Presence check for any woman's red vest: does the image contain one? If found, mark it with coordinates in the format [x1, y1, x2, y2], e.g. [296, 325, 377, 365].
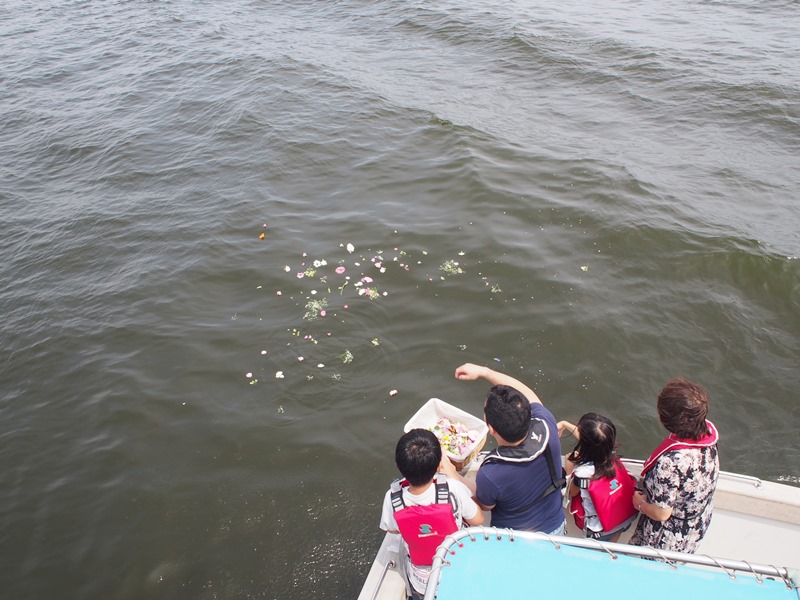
[641, 420, 719, 476]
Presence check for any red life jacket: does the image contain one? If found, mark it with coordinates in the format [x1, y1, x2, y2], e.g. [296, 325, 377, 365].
[641, 420, 719, 476]
[569, 459, 638, 534]
[390, 474, 458, 566]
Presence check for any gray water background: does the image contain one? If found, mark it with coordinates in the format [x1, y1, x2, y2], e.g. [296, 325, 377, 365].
[1, 0, 798, 597]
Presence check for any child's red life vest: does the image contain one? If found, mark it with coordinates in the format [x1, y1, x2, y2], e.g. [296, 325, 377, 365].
[569, 459, 638, 533]
[390, 474, 458, 566]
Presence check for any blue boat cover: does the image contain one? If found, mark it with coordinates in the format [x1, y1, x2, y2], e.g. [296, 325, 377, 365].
[434, 535, 796, 600]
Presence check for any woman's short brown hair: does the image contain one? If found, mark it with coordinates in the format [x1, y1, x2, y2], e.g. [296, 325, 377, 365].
[657, 378, 710, 440]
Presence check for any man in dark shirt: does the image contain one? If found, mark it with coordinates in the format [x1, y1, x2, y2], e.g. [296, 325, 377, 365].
[442, 363, 566, 534]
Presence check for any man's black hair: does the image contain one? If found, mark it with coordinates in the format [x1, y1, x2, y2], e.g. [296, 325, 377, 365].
[484, 385, 530, 443]
[395, 428, 442, 486]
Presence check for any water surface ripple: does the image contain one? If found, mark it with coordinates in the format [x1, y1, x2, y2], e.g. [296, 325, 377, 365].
[1, 0, 798, 597]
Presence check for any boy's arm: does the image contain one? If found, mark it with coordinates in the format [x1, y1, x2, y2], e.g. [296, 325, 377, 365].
[439, 455, 494, 510]
[440, 457, 488, 524]
[454, 363, 542, 404]
[475, 498, 495, 511]
[439, 454, 476, 496]
[464, 506, 484, 526]
[379, 492, 400, 533]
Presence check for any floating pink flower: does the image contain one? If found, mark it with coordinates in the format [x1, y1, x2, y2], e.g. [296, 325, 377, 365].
[296, 273, 304, 279]
[335, 266, 346, 274]
[320, 310, 327, 317]
[361, 276, 373, 283]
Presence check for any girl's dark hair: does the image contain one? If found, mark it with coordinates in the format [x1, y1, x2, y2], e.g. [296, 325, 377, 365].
[567, 412, 619, 480]
[657, 378, 710, 440]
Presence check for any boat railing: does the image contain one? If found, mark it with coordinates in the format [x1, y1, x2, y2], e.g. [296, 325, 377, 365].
[621, 458, 764, 488]
[367, 558, 396, 600]
[425, 527, 798, 600]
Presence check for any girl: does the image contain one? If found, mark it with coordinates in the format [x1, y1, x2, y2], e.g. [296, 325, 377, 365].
[558, 413, 638, 542]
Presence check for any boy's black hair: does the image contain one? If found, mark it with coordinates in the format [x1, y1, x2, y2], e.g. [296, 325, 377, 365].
[483, 385, 531, 443]
[395, 428, 442, 486]
[567, 412, 619, 479]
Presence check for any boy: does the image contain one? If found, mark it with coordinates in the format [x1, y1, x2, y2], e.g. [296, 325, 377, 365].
[380, 429, 483, 600]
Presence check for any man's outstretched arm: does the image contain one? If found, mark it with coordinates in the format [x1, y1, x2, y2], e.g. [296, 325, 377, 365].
[454, 362, 542, 405]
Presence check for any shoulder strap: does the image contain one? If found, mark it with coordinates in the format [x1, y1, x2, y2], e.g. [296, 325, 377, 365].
[435, 472, 461, 516]
[390, 478, 406, 512]
[391, 475, 456, 513]
[574, 475, 590, 489]
[543, 441, 567, 495]
[503, 442, 566, 515]
[434, 473, 450, 504]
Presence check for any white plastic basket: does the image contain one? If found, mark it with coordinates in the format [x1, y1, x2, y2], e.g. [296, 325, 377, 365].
[404, 398, 488, 470]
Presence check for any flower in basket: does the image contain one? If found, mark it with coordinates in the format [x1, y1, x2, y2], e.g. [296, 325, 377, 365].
[429, 417, 477, 458]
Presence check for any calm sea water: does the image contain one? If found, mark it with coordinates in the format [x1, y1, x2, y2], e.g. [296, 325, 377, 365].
[1, 0, 798, 597]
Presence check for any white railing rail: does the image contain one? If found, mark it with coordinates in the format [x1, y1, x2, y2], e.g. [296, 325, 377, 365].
[621, 458, 764, 489]
[367, 559, 395, 600]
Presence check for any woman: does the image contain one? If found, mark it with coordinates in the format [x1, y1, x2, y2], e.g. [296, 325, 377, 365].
[630, 378, 719, 553]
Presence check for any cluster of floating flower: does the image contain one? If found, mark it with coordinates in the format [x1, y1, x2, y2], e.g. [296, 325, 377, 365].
[283, 243, 473, 317]
[247, 240, 453, 388]
[429, 417, 477, 458]
[246, 234, 511, 393]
